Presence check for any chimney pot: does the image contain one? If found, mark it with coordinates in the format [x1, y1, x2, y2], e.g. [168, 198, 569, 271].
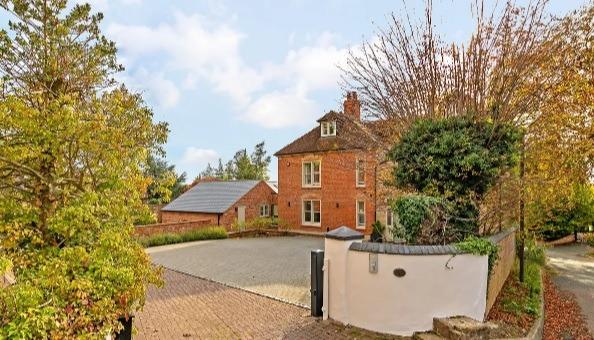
[343, 91, 361, 120]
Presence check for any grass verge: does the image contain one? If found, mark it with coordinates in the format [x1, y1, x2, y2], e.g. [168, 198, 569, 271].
[138, 226, 228, 248]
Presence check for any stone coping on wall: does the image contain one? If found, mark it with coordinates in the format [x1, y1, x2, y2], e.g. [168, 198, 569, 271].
[345, 228, 517, 256]
[349, 241, 464, 255]
[486, 227, 516, 244]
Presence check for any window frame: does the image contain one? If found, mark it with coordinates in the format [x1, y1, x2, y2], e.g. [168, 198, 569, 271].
[386, 209, 393, 228]
[320, 121, 337, 137]
[356, 159, 366, 187]
[302, 199, 322, 227]
[302, 160, 321, 188]
[259, 204, 269, 217]
[356, 200, 366, 229]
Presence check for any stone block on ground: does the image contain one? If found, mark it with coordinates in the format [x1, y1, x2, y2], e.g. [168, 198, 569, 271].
[433, 316, 492, 340]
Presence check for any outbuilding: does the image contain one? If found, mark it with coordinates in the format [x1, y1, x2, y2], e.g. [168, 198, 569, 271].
[161, 180, 278, 228]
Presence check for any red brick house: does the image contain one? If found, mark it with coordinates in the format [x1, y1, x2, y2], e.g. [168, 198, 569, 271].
[275, 92, 390, 234]
[161, 180, 278, 229]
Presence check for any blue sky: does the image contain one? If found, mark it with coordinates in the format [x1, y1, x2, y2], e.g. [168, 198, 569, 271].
[10, 0, 587, 181]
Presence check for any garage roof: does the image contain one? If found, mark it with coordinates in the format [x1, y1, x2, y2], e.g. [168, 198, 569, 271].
[162, 180, 262, 214]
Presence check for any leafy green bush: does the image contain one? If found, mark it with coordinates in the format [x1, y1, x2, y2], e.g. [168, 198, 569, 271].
[389, 116, 521, 238]
[455, 236, 500, 274]
[275, 218, 293, 230]
[230, 217, 274, 232]
[525, 237, 546, 266]
[391, 195, 447, 243]
[138, 227, 228, 247]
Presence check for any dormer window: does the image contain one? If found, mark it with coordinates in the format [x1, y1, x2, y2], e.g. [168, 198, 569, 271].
[321, 121, 336, 137]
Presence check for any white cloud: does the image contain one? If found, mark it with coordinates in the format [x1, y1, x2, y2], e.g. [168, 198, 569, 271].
[109, 13, 351, 128]
[243, 90, 319, 129]
[119, 69, 180, 109]
[181, 147, 219, 168]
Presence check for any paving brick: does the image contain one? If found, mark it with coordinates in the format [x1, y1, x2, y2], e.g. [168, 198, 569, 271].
[136, 269, 405, 339]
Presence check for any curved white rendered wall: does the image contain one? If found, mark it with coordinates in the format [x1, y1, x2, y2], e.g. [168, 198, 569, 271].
[324, 239, 488, 336]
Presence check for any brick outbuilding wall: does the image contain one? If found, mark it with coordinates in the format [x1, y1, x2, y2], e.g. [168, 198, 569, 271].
[277, 151, 376, 234]
[160, 181, 277, 230]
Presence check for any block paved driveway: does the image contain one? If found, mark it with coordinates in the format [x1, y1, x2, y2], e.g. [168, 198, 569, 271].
[136, 269, 401, 339]
[146, 236, 324, 307]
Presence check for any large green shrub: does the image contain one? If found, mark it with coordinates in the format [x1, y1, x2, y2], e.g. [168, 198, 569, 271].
[389, 116, 521, 240]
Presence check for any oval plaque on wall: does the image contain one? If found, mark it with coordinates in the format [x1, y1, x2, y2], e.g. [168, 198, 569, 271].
[393, 268, 406, 277]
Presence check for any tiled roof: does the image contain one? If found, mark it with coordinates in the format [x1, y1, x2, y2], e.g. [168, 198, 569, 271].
[162, 180, 262, 213]
[274, 111, 379, 156]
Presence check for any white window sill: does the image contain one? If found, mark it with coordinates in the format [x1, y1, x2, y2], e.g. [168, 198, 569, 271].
[302, 185, 321, 189]
[302, 223, 321, 227]
[356, 225, 366, 230]
[356, 184, 366, 188]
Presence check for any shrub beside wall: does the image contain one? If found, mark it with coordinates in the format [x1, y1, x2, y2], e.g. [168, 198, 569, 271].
[138, 227, 228, 247]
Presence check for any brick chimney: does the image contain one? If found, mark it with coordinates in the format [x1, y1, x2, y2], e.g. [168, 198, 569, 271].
[343, 91, 361, 120]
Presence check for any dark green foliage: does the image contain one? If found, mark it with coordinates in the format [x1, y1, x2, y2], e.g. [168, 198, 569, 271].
[199, 141, 271, 181]
[389, 116, 521, 237]
[391, 194, 446, 243]
[455, 236, 500, 274]
[370, 221, 385, 242]
[138, 227, 228, 248]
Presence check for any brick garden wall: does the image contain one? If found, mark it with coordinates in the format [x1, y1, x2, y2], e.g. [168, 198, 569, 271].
[277, 151, 376, 234]
[485, 228, 516, 315]
[161, 211, 220, 225]
[135, 219, 212, 237]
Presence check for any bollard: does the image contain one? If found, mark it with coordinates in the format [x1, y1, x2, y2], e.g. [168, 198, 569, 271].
[310, 249, 324, 317]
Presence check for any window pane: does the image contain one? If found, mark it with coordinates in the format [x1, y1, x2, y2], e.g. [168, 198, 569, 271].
[304, 201, 312, 222]
[313, 162, 320, 184]
[357, 160, 365, 185]
[303, 163, 312, 185]
[329, 122, 335, 135]
[322, 123, 328, 135]
[314, 212, 321, 223]
[357, 201, 365, 226]
[313, 201, 321, 223]
[387, 211, 393, 226]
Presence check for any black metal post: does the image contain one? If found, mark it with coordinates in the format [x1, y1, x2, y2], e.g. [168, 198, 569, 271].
[519, 137, 525, 283]
[115, 316, 133, 340]
[310, 249, 324, 317]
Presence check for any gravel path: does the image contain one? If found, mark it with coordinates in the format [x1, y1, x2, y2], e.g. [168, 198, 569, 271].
[546, 243, 594, 335]
[146, 236, 324, 307]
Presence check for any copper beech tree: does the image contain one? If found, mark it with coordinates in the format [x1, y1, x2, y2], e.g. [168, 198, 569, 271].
[0, 0, 167, 337]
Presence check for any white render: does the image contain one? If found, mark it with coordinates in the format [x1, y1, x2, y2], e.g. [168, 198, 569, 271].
[324, 238, 489, 336]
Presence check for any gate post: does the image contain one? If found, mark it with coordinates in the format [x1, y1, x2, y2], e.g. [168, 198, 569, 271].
[310, 249, 324, 317]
